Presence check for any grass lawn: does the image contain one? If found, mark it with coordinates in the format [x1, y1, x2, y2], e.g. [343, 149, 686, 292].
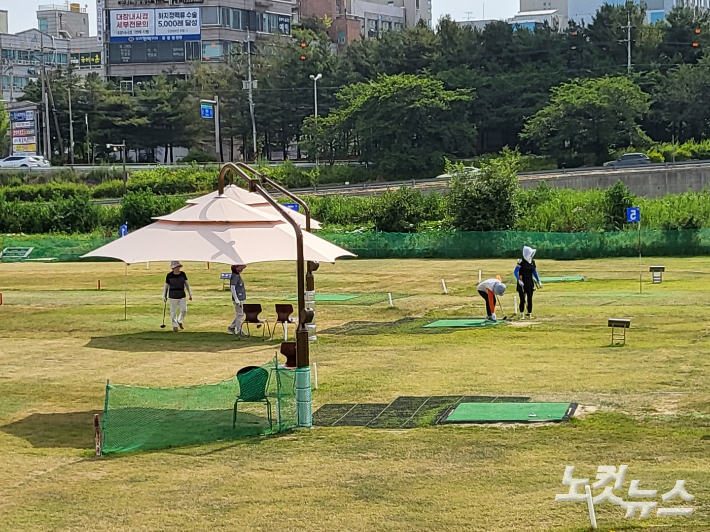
[1, 257, 709, 531]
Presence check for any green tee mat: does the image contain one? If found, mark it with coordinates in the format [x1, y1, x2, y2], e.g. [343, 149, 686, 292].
[288, 294, 359, 301]
[423, 319, 504, 328]
[440, 402, 577, 424]
[539, 276, 586, 282]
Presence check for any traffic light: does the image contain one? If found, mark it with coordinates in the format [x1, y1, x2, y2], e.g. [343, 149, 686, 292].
[693, 28, 701, 47]
[300, 41, 307, 61]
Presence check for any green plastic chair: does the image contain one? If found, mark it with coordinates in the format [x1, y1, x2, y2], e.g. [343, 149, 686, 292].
[233, 366, 272, 430]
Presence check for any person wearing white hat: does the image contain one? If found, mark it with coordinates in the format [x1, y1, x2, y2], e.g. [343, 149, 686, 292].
[477, 278, 506, 322]
[163, 261, 192, 332]
[514, 245, 542, 319]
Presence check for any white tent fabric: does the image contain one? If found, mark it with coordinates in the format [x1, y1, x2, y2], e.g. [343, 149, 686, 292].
[82, 220, 354, 265]
[154, 196, 282, 223]
[187, 185, 322, 229]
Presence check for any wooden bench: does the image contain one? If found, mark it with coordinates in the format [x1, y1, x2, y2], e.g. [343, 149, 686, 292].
[608, 318, 631, 345]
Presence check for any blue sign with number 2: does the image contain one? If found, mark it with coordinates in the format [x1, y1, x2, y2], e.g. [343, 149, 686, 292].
[627, 207, 640, 223]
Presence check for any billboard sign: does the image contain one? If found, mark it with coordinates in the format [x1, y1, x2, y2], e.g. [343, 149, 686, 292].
[109, 7, 201, 42]
[96, 0, 105, 45]
[10, 108, 38, 156]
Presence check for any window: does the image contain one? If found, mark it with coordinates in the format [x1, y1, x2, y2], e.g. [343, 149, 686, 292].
[338, 30, 346, 44]
[1, 75, 9, 90]
[57, 53, 68, 65]
[186, 41, 201, 61]
[202, 41, 224, 61]
[416, 0, 419, 8]
[277, 15, 291, 35]
[336, 0, 342, 13]
[38, 18, 48, 32]
[12, 77, 28, 90]
[202, 6, 220, 25]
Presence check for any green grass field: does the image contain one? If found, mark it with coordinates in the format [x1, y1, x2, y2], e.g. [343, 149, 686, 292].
[1, 257, 709, 531]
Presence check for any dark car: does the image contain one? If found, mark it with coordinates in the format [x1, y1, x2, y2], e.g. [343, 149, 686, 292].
[603, 153, 652, 168]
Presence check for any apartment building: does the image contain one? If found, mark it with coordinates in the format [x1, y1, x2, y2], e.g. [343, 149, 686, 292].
[102, 0, 297, 86]
[301, 0, 431, 46]
[0, 4, 102, 102]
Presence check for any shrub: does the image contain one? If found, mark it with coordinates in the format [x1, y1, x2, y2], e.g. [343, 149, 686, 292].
[120, 189, 185, 229]
[180, 148, 217, 163]
[604, 181, 635, 231]
[1, 182, 90, 202]
[369, 187, 429, 233]
[447, 150, 521, 231]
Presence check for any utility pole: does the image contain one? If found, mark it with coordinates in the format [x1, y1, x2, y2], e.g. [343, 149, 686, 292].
[85, 114, 91, 164]
[41, 33, 51, 160]
[309, 73, 322, 168]
[624, 13, 632, 74]
[214, 95, 222, 162]
[67, 85, 74, 164]
[246, 29, 257, 161]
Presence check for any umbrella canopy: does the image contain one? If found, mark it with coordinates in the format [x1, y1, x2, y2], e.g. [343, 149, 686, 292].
[82, 220, 354, 265]
[154, 196, 282, 223]
[188, 185, 322, 229]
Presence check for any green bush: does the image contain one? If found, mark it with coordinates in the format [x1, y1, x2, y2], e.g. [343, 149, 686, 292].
[368, 187, 430, 233]
[604, 181, 635, 231]
[119, 189, 185, 229]
[447, 150, 521, 231]
[0, 182, 90, 202]
[180, 148, 217, 163]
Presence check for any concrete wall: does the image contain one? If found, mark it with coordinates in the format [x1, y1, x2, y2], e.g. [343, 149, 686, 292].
[519, 165, 710, 198]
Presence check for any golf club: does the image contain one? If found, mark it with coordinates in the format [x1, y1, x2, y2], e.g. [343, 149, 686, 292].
[160, 300, 167, 329]
[496, 296, 508, 321]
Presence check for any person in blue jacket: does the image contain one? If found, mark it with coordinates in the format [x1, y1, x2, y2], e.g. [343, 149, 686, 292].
[514, 246, 542, 319]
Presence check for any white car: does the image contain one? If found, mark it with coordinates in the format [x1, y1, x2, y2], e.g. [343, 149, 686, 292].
[0, 155, 50, 169]
[436, 166, 480, 179]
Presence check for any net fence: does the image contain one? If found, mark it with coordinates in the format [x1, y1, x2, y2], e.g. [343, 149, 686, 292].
[3, 229, 710, 262]
[322, 230, 710, 259]
[0, 234, 117, 262]
[101, 361, 297, 454]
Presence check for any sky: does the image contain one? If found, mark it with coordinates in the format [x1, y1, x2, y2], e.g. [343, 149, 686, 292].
[4, 0, 520, 35]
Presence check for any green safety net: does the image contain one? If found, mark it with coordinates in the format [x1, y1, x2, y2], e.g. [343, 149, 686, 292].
[5, 229, 710, 262]
[101, 361, 297, 454]
[539, 276, 586, 282]
[0, 234, 117, 262]
[321, 229, 710, 260]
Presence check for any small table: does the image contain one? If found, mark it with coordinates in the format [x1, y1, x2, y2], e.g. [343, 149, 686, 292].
[650, 266, 665, 284]
[608, 318, 631, 345]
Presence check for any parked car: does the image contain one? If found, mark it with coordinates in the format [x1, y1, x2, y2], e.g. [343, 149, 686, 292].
[603, 153, 651, 168]
[0, 155, 50, 169]
[436, 166, 480, 179]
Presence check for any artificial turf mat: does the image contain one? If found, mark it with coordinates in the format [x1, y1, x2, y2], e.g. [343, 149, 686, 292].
[440, 402, 577, 424]
[539, 276, 586, 282]
[288, 294, 360, 301]
[423, 319, 503, 328]
[312, 396, 532, 428]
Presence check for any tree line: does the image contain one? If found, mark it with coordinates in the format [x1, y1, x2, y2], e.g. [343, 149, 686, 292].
[11, 2, 710, 174]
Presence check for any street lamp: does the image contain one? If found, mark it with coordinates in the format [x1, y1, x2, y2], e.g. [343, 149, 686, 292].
[309, 73, 322, 167]
[106, 141, 127, 195]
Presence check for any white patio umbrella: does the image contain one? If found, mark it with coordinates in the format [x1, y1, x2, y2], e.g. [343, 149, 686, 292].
[187, 185, 322, 230]
[82, 220, 353, 265]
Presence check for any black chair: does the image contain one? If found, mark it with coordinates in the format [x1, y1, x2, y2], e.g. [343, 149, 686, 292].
[233, 366, 272, 430]
[280, 342, 297, 369]
[274, 304, 297, 340]
[240, 304, 271, 340]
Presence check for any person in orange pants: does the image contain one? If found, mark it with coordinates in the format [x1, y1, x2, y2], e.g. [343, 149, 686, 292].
[477, 278, 506, 322]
